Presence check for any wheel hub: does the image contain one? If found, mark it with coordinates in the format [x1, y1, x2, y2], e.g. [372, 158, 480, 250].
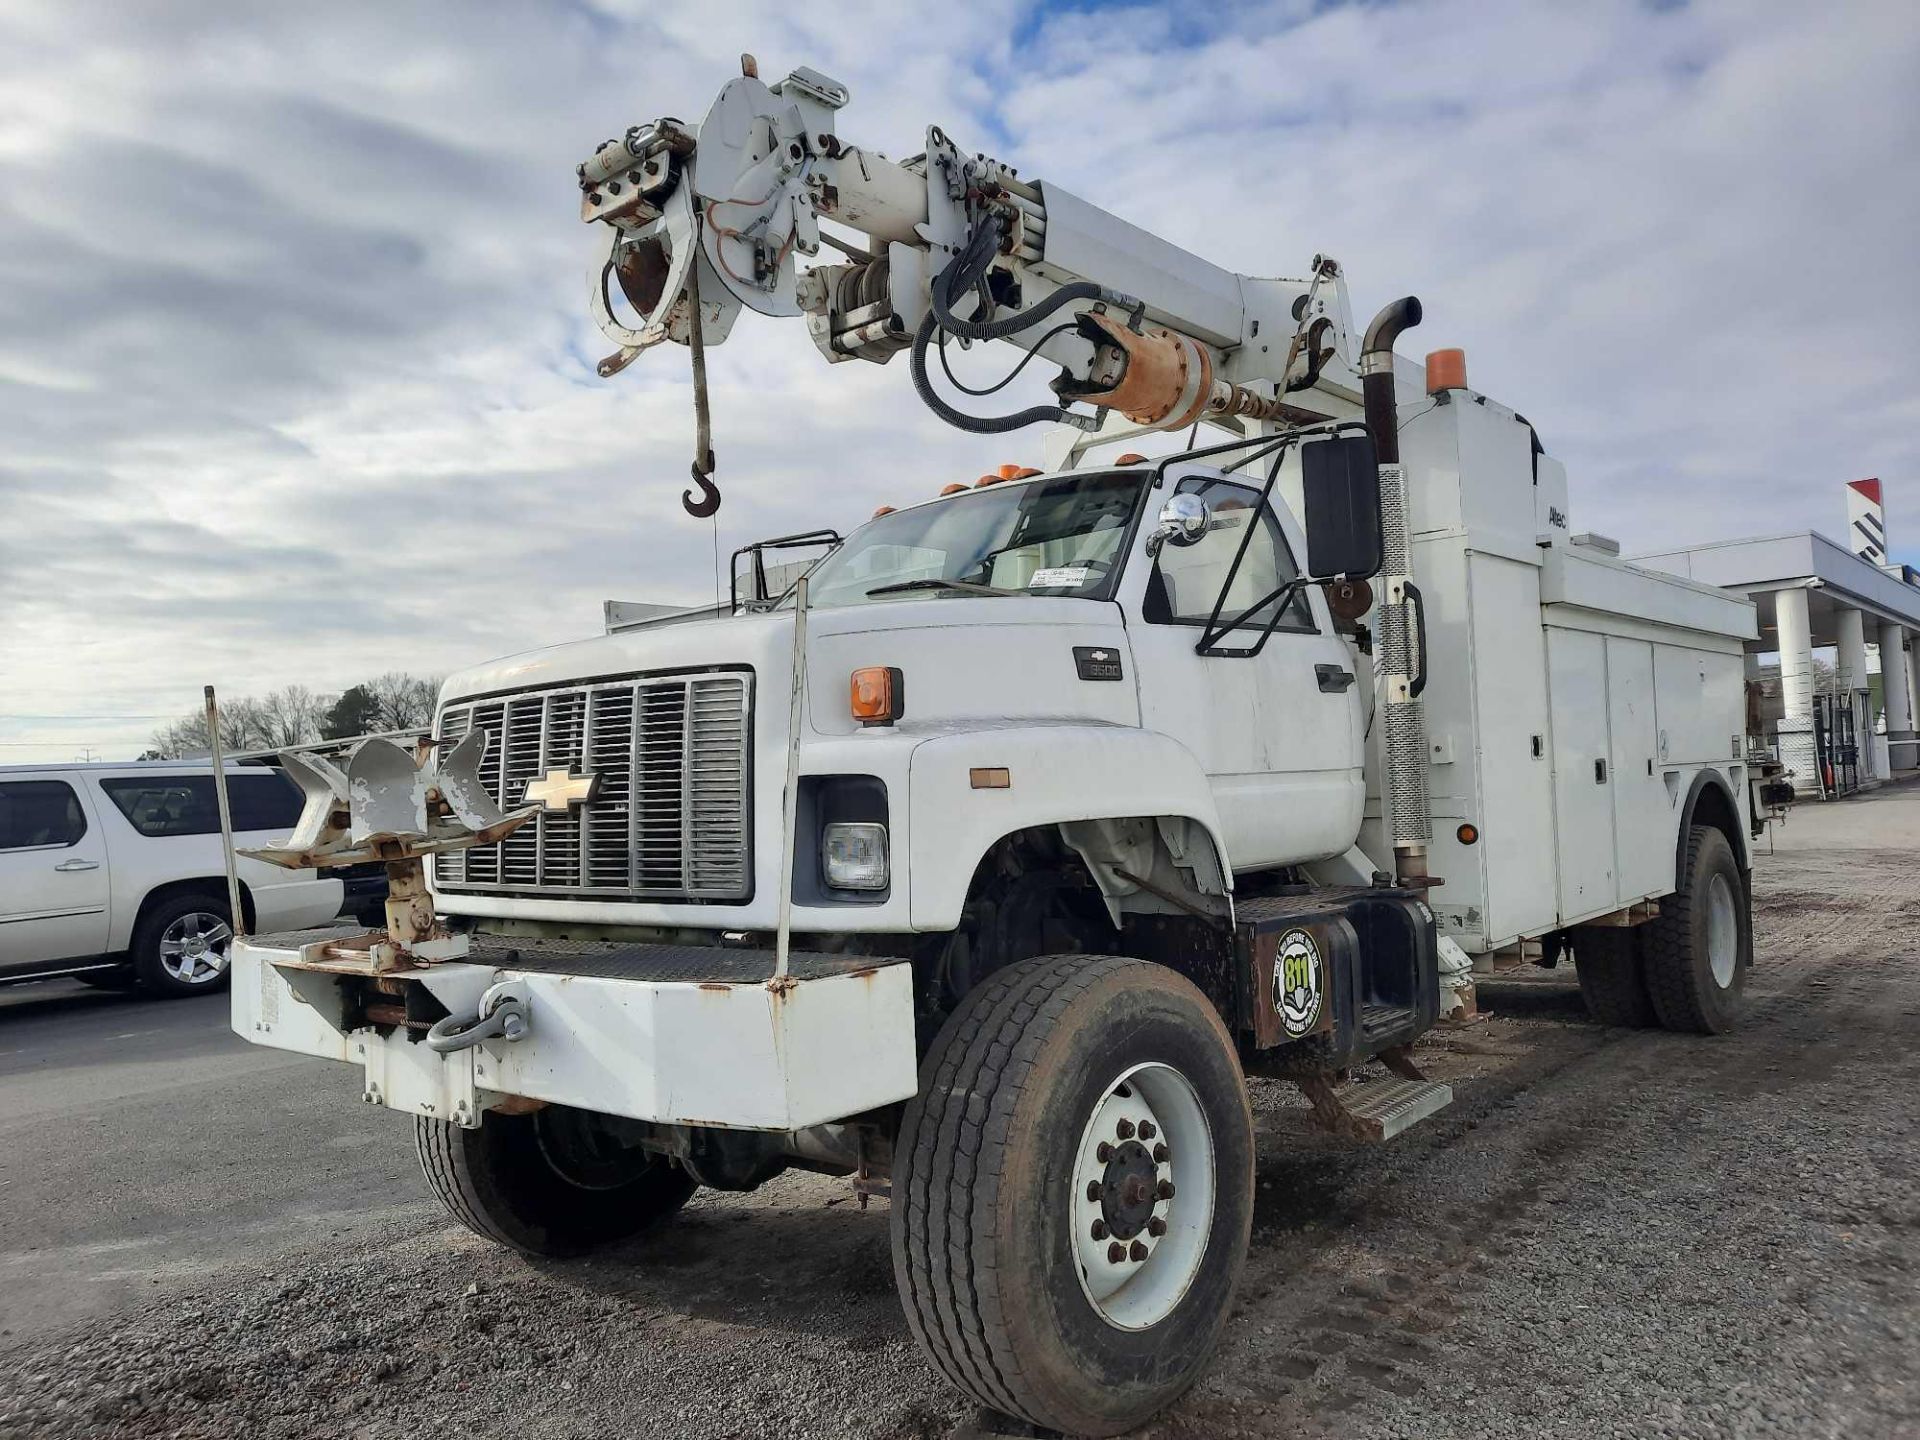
[1071, 1063, 1213, 1330]
[159, 912, 233, 983]
[1100, 1140, 1159, 1240]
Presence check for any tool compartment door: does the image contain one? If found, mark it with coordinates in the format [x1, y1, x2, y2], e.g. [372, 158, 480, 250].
[1606, 637, 1670, 903]
[1546, 627, 1616, 921]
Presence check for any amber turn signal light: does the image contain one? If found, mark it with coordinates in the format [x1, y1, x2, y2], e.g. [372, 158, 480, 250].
[1456, 822, 1479, 846]
[850, 666, 905, 726]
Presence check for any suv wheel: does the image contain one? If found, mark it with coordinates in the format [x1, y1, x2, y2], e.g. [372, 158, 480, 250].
[132, 894, 235, 996]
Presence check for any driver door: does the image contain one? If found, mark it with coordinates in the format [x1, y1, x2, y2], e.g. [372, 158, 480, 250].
[1122, 467, 1365, 873]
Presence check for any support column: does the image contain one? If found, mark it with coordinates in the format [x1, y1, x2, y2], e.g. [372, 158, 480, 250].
[1881, 619, 1917, 772]
[1774, 587, 1819, 792]
[1906, 629, 1920, 750]
[1835, 607, 1872, 781]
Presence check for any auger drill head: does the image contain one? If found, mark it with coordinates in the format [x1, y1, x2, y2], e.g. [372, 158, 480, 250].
[240, 733, 536, 871]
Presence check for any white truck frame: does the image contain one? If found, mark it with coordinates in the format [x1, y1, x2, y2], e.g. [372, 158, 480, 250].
[233, 60, 1757, 1436]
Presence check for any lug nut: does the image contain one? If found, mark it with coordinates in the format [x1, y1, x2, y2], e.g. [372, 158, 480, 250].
[1130, 1240, 1149, 1262]
[1086, 1180, 1103, 1202]
[1153, 1143, 1169, 1163]
[1107, 1242, 1125, 1264]
[1096, 1142, 1113, 1163]
[1156, 1179, 1176, 1201]
[1115, 1118, 1135, 1140]
[1138, 1120, 1156, 1140]
[1148, 1217, 1167, 1237]
[1091, 1219, 1108, 1241]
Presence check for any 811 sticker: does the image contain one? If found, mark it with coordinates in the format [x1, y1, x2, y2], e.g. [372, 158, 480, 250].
[1275, 928, 1324, 1037]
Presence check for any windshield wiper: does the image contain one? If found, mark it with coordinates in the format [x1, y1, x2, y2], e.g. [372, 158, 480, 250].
[865, 578, 1013, 598]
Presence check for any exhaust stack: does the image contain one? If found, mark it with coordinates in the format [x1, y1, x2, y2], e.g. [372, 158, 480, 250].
[1360, 299, 1432, 887]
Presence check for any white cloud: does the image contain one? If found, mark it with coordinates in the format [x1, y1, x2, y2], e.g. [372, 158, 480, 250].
[1, 0, 1915, 761]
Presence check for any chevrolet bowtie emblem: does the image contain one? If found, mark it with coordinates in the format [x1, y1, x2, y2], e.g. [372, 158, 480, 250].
[523, 768, 602, 811]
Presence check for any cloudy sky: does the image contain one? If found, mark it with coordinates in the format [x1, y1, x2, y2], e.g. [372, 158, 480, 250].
[2, 0, 1915, 762]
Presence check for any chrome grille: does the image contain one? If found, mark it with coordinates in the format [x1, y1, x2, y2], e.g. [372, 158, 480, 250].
[434, 671, 752, 901]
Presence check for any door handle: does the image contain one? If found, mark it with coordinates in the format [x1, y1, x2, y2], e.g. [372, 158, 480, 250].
[54, 858, 101, 872]
[1315, 664, 1356, 693]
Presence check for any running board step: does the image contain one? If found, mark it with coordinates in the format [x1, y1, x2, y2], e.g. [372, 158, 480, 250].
[1297, 1075, 1454, 1142]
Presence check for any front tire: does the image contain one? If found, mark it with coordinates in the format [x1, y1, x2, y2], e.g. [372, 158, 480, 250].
[1642, 825, 1750, 1034]
[416, 1105, 697, 1257]
[891, 954, 1254, 1437]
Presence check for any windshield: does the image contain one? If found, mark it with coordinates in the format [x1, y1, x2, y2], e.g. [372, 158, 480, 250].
[800, 471, 1148, 609]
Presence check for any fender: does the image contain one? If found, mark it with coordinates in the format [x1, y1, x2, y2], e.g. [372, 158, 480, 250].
[906, 721, 1232, 930]
[1677, 766, 1749, 876]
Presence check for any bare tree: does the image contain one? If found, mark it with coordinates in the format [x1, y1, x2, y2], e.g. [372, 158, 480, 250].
[146, 714, 208, 760]
[365, 671, 441, 731]
[259, 684, 326, 748]
[145, 674, 439, 759]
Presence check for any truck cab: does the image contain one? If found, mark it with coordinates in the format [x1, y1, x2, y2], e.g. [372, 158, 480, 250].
[428, 457, 1365, 947]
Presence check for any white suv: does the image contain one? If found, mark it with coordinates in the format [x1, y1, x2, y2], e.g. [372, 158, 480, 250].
[0, 762, 343, 997]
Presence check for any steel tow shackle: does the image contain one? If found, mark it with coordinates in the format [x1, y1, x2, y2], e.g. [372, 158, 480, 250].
[425, 981, 532, 1055]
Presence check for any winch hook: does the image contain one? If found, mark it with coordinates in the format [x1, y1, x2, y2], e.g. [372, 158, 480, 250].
[682, 250, 721, 518]
[685, 456, 720, 518]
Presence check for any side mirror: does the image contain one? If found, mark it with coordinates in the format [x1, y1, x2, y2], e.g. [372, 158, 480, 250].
[1145, 493, 1211, 558]
[1300, 434, 1384, 580]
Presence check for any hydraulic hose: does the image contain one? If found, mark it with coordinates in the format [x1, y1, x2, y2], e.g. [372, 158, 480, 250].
[927, 213, 1135, 343]
[908, 209, 1127, 433]
[910, 312, 1073, 433]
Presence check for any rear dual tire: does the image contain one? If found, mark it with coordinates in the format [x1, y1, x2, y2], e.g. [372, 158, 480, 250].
[1642, 825, 1750, 1034]
[891, 954, 1254, 1438]
[1574, 927, 1657, 1027]
[1574, 825, 1750, 1034]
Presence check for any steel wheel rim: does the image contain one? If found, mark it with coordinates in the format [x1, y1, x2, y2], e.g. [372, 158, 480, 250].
[1070, 1061, 1216, 1331]
[158, 912, 233, 984]
[1706, 873, 1738, 989]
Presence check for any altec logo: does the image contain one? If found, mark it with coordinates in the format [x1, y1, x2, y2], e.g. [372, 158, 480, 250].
[1848, 478, 1886, 564]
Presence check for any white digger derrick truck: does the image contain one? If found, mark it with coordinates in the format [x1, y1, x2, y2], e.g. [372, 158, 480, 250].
[231, 59, 1759, 1435]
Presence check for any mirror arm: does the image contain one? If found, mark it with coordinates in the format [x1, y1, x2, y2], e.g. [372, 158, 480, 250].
[1196, 576, 1307, 658]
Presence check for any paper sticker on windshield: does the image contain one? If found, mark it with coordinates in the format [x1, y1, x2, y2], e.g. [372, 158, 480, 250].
[1029, 566, 1089, 588]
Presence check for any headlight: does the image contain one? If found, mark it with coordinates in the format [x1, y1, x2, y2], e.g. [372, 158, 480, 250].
[823, 822, 889, 891]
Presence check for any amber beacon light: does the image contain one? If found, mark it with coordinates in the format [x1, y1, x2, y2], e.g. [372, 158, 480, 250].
[850, 666, 905, 725]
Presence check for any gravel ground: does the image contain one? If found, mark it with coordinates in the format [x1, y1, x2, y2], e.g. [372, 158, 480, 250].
[3, 787, 1916, 1440]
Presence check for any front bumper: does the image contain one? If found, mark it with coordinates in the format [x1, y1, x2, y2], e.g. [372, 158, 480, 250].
[231, 927, 918, 1132]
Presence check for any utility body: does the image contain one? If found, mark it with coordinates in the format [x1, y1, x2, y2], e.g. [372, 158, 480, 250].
[233, 60, 1758, 1435]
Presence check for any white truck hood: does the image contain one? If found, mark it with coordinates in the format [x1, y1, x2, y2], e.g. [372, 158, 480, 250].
[439, 597, 1140, 735]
